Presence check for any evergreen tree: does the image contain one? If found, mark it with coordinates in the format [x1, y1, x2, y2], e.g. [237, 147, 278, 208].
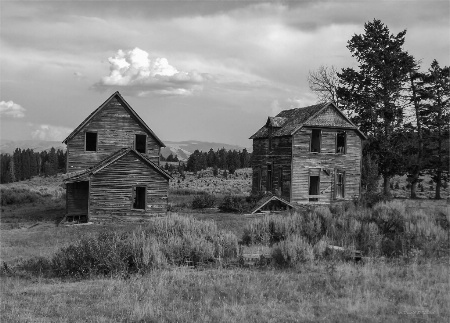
[422, 60, 450, 199]
[207, 148, 216, 167]
[240, 148, 251, 168]
[338, 19, 415, 196]
[47, 148, 58, 176]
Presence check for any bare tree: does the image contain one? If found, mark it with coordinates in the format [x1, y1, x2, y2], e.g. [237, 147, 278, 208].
[308, 65, 340, 107]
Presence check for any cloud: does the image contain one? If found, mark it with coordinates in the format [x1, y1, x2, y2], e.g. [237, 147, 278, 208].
[94, 47, 205, 96]
[0, 100, 26, 118]
[31, 124, 72, 141]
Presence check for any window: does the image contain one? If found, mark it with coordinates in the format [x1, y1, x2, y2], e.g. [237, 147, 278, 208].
[85, 132, 97, 151]
[132, 186, 146, 210]
[258, 168, 262, 191]
[336, 131, 346, 154]
[266, 164, 273, 191]
[309, 168, 320, 202]
[310, 129, 321, 153]
[309, 176, 320, 202]
[335, 170, 345, 199]
[135, 134, 147, 153]
[279, 167, 283, 193]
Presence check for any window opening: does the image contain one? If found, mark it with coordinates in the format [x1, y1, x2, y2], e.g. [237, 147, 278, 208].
[335, 171, 345, 198]
[309, 175, 320, 202]
[279, 167, 283, 193]
[266, 164, 273, 191]
[336, 131, 346, 154]
[133, 186, 146, 209]
[135, 134, 147, 153]
[310, 129, 321, 153]
[85, 132, 97, 151]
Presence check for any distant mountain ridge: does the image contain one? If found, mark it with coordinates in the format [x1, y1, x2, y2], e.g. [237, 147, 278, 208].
[0, 139, 66, 154]
[0, 139, 251, 161]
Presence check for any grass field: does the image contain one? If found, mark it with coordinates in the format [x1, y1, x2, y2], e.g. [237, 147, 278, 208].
[1, 174, 449, 322]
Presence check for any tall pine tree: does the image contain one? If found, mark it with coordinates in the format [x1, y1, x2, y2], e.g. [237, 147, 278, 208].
[338, 19, 415, 196]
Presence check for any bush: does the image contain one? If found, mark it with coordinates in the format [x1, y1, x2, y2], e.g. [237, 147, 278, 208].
[0, 187, 50, 206]
[45, 214, 239, 278]
[219, 195, 248, 213]
[271, 235, 315, 267]
[192, 193, 216, 209]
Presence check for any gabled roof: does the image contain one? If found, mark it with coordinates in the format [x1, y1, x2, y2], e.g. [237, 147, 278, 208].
[62, 91, 165, 147]
[63, 148, 173, 183]
[249, 102, 366, 139]
[249, 194, 294, 214]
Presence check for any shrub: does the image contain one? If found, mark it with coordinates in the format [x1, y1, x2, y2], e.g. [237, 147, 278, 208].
[0, 187, 50, 206]
[271, 235, 314, 267]
[25, 214, 239, 278]
[219, 195, 248, 213]
[191, 193, 215, 209]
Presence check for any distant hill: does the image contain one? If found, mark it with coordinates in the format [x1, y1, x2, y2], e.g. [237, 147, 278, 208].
[0, 139, 66, 154]
[0, 139, 251, 161]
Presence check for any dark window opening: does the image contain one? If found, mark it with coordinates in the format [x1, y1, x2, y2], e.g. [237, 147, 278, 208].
[135, 134, 147, 153]
[336, 131, 346, 154]
[335, 171, 345, 199]
[85, 132, 97, 151]
[310, 129, 321, 153]
[133, 186, 146, 210]
[258, 168, 262, 191]
[279, 167, 283, 193]
[266, 164, 273, 191]
[309, 175, 320, 202]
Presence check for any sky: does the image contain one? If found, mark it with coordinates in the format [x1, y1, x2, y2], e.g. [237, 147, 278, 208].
[1, 0, 448, 148]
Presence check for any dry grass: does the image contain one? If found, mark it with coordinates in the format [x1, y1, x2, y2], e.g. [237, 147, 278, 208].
[1, 260, 449, 322]
[1, 174, 449, 322]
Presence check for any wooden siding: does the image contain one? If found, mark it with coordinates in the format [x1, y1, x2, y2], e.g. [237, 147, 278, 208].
[89, 152, 169, 221]
[291, 128, 362, 205]
[66, 181, 89, 215]
[251, 136, 292, 201]
[66, 97, 161, 172]
[304, 105, 354, 128]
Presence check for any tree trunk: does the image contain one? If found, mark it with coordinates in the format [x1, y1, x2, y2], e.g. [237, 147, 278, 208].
[383, 175, 391, 197]
[409, 73, 423, 200]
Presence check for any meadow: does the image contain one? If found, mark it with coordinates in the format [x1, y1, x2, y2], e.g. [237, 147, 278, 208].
[1, 172, 449, 322]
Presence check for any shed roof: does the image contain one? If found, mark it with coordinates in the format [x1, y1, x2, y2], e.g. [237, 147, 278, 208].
[62, 91, 165, 147]
[249, 102, 366, 139]
[63, 148, 173, 183]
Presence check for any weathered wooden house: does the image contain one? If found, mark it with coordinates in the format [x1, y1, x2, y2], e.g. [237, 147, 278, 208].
[62, 91, 172, 222]
[249, 102, 366, 206]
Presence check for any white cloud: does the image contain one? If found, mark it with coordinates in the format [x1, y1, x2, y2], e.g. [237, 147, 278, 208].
[0, 100, 26, 118]
[95, 47, 205, 96]
[31, 124, 72, 141]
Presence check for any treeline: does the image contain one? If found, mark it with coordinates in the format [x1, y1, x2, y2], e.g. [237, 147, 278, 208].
[309, 19, 449, 199]
[0, 148, 66, 183]
[185, 148, 251, 174]
[160, 154, 179, 162]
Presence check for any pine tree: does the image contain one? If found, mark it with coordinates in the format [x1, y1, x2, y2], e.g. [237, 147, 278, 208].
[338, 19, 415, 196]
[422, 60, 450, 199]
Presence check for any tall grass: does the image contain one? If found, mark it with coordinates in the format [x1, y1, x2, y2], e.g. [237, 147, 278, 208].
[242, 201, 449, 266]
[0, 187, 52, 206]
[21, 214, 239, 278]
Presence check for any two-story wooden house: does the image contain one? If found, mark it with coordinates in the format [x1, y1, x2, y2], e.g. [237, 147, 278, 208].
[62, 91, 172, 222]
[249, 102, 366, 206]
